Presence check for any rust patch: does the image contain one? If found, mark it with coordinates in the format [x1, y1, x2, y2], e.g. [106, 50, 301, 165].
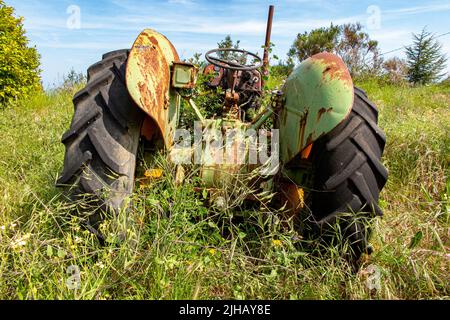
[127, 29, 182, 148]
[298, 111, 308, 152]
[317, 107, 332, 122]
[305, 133, 314, 146]
[134, 37, 171, 138]
[149, 36, 159, 46]
[159, 33, 180, 62]
[312, 52, 352, 87]
[301, 143, 313, 159]
[168, 42, 180, 62]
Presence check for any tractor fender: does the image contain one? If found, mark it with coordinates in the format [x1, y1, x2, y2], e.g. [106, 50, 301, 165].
[126, 29, 181, 148]
[279, 52, 354, 164]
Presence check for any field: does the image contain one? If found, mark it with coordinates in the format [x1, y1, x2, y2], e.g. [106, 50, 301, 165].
[0, 78, 448, 300]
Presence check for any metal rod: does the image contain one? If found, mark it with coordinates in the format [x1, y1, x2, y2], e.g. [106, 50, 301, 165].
[188, 98, 205, 124]
[249, 107, 274, 131]
[262, 5, 275, 83]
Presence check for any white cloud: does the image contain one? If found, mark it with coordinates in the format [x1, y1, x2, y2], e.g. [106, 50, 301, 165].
[9, 0, 450, 85]
[386, 3, 450, 15]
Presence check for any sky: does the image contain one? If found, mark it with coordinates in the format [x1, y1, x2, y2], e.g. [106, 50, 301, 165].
[6, 0, 450, 87]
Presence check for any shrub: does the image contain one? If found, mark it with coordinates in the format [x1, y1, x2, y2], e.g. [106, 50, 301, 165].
[0, 1, 41, 106]
[59, 69, 86, 92]
[382, 57, 408, 85]
[288, 23, 382, 79]
[289, 24, 341, 62]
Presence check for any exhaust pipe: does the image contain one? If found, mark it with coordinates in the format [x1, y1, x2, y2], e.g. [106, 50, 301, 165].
[262, 5, 275, 82]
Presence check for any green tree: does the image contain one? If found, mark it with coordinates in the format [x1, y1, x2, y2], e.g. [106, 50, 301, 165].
[187, 52, 205, 68]
[405, 28, 447, 85]
[289, 24, 340, 62]
[270, 60, 294, 78]
[217, 35, 240, 59]
[0, 1, 41, 105]
[216, 35, 249, 64]
[288, 23, 381, 78]
[335, 23, 381, 77]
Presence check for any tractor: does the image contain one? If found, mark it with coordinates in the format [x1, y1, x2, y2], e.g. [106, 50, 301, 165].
[57, 6, 388, 264]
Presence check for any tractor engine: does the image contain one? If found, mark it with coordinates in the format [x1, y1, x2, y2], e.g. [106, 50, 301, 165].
[203, 58, 263, 121]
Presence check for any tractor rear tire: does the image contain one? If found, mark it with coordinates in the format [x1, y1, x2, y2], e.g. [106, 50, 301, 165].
[57, 49, 143, 225]
[306, 87, 388, 263]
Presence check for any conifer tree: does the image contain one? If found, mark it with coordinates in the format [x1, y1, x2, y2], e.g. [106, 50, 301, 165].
[405, 28, 447, 85]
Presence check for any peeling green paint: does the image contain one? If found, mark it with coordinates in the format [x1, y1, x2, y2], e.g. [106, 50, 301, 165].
[279, 52, 354, 164]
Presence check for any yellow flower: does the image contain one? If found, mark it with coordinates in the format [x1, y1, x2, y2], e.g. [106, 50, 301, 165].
[272, 239, 282, 247]
[144, 168, 163, 179]
[208, 248, 216, 256]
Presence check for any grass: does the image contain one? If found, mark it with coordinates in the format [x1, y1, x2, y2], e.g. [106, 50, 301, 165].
[0, 80, 448, 300]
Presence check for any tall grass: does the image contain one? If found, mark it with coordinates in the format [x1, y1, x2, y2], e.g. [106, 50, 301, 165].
[0, 81, 448, 300]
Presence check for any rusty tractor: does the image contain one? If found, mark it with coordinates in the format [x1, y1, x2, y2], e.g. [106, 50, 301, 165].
[57, 6, 388, 263]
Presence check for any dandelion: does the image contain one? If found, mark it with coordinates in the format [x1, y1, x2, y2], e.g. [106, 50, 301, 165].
[208, 248, 216, 256]
[272, 239, 282, 247]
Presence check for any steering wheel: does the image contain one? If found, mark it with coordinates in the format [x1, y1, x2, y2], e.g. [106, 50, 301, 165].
[205, 48, 263, 71]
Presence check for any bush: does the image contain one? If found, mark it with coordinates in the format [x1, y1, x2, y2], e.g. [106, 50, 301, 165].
[289, 24, 340, 62]
[0, 1, 41, 106]
[59, 69, 86, 92]
[288, 23, 382, 79]
[381, 57, 408, 85]
[270, 61, 294, 78]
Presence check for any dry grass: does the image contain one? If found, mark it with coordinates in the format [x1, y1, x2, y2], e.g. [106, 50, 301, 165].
[0, 80, 448, 300]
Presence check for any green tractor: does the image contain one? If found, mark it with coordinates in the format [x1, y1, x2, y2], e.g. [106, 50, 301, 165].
[57, 6, 387, 264]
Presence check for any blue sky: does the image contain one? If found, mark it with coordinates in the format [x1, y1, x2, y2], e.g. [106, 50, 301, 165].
[6, 0, 450, 87]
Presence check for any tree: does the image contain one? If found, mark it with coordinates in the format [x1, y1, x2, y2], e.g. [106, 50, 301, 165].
[217, 35, 241, 60]
[60, 69, 86, 92]
[216, 35, 250, 65]
[405, 28, 447, 85]
[288, 23, 382, 78]
[288, 24, 340, 62]
[0, 1, 41, 105]
[335, 23, 382, 77]
[382, 57, 408, 84]
[187, 52, 206, 69]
